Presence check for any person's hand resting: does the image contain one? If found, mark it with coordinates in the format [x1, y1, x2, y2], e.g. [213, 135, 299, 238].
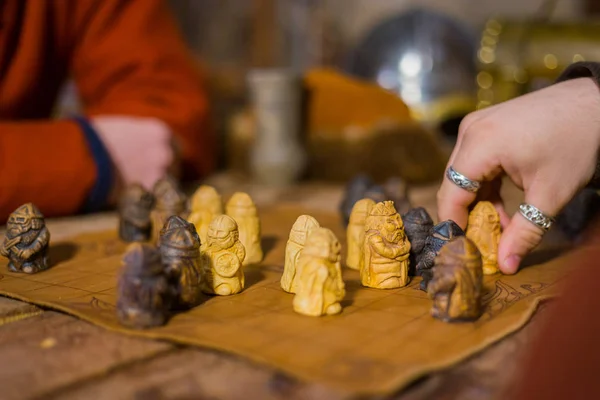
[437, 77, 600, 274]
[91, 116, 178, 201]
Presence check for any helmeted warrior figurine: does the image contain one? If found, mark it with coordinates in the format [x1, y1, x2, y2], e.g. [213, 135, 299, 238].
[200, 215, 246, 296]
[0, 203, 50, 274]
[346, 199, 376, 270]
[428, 236, 483, 322]
[361, 201, 411, 289]
[150, 176, 187, 245]
[159, 216, 202, 308]
[466, 201, 501, 275]
[417, 220, 465, 291]
[117, 243, 176, 329]
[402, 207, 434, 275]
[226, 192, 263, 265]
[188, 185, 224, 246]
[293, 228, 345, 317]
[281, 215, 320, 293]
[118, 183, 154, 242]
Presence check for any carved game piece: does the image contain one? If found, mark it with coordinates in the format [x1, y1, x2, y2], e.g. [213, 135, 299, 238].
[383, 176, 411, 216]
[118, 183, 154, 242]
[346, 198, 376, 270]
[417, 220, 465, 291]
[293, 228, 345, 317]
[361, 201, 411, 289]
[188, 185, 224, 246]
[117, 243, 176, 329]
[159, 216, 202, 308]
[466, 201, 501, 275]
[402, 207, 434, 275]
[281, 215, 321, 293]
[225, 192, 263, 265]
[340, 174, 375, 227]
[428, 236, 483, 322]
[150, 176, 187, 245]
[0, 203, 50, 274]
[200, 215, 246, 296]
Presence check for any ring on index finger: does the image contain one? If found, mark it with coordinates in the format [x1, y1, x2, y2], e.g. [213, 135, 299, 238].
[445, 166, 481, 193]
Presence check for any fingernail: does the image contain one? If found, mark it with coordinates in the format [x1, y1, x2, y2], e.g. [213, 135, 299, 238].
[503, 254, 521, 274]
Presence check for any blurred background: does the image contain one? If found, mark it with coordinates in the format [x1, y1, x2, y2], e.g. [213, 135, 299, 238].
[58, 0, 600, 185]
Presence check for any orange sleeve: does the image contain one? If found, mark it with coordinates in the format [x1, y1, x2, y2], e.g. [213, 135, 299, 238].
[69, 0, 214, 178]
[0, 121, 96, 222]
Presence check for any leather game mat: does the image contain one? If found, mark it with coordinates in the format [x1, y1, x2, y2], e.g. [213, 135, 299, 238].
[0, 206, 569, 396]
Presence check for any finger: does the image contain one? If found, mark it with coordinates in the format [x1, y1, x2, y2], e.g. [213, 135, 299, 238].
[498, 190, 561, 274]
[437, 135, 502, 229]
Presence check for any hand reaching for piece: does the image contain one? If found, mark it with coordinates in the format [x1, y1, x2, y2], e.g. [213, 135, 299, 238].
[437, 77, 600, 274]
[91, 116, 178, 201]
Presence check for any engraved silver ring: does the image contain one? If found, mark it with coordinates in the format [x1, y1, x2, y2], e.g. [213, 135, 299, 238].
[445, 166, 481, 193]
[519, 203, 555, 232]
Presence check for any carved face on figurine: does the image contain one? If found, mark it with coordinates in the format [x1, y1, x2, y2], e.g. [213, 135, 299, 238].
[207, 215, 239, 249]
[289, 215, 320, 246]
[120, 184, 154, 223]
[365, 201, 404, 244]
[303, 228, 341, 264]
[6, 203, 45, 242]
[191, 185, 222, 214]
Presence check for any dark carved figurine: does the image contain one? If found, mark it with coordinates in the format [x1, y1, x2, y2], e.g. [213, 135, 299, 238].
[0, 203, 50, 274]
[340, 174, 375, 227]
[383, 177, 411, 215]
[151, 176, 187, 244]
[428, 236, 483, 323]
[402, 207, 434, 275]
[118, 184, 154, 242]
[416, 220, 465, 291]
[159, 216, 202, 309]
[117, 243, 176, 329]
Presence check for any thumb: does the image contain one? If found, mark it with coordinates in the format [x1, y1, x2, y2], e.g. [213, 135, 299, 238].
[498, 190, 561, 274]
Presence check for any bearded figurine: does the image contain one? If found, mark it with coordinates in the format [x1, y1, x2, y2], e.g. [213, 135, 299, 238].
[281, 215, 320, 293]
[188, 185, 223, 246]
[466, 201, 501, 275]
[428, 237, 483, 322]
[0, 203, 50, 274]
[293, 228, 345, 317]
[117, 243, 176, 329]
[159, 216, 202, 309]
[225, 192, 263, 265]
[150, 176, 187, 245]
[200, 215, 246, 296]
[346, 199, 376, 270]
[402, 207, 434, 275]
[361, 201, 411, 289]
[118, 183, 154, 242]
[417, 220, 465, 291]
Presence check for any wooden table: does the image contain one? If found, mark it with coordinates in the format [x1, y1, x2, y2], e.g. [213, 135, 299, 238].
[0, 175, 557, 400]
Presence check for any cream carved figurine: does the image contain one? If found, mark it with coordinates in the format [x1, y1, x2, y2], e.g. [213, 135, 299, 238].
[226, 192, 263, 265]
[361, 201, 411, 289]
[281, 215, 320, 293]
[466, 201, 501, 275]
[200, 215, 246, 296]
[293, 228, 345, 317]
[346, 199, 376, 270]
[428, 236, 483, 322]
[188, 185, 223, 246]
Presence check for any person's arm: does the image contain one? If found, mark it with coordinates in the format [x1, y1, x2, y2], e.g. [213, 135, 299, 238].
[70, 0, 214, 182]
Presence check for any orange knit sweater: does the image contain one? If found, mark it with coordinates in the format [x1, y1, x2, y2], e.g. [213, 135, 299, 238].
[0, 0, 212, 222]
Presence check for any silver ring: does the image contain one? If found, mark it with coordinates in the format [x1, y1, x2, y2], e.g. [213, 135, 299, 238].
[446, 166, 481, 193]
[519, 203, 555, 232]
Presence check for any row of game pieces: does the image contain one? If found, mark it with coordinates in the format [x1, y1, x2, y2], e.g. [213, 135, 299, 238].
[282, 198, 501, 322]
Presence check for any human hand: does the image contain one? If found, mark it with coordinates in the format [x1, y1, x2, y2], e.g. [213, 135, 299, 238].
[437, 78, 600, 274]
[91, 116, 178, 199]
